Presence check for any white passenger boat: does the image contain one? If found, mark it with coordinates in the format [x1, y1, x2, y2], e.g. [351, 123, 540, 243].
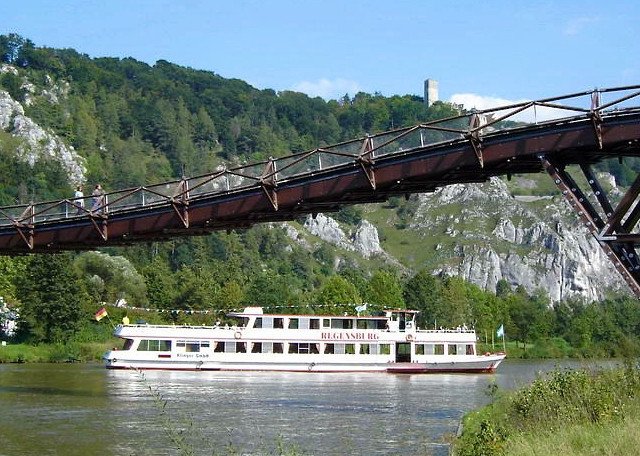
[103, 307, 505, 373]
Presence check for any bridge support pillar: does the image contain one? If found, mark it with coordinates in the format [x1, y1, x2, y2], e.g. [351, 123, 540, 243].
[541, 156, 640, 297]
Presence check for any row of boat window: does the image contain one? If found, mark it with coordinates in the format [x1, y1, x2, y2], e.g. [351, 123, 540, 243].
[134, 340, 474, 355]
[247, 317, 387, 330]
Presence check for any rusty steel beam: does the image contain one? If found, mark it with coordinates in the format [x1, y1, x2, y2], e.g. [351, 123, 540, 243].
[541, 156, 640, 297]
[0, 86, 639, 297]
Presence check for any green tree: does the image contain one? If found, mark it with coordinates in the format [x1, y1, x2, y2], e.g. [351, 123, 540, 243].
[365, 270, 404, 310]
[403, 269, 443, 329]
[15, 254, 86, 343]
[316, 275, 362, 314]
[142, 256, 177, 310]
[74, 251, 148, 306]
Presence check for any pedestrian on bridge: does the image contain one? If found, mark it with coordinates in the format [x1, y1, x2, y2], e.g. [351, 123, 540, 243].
[91, 184, 105, 214]
[73, 185, 84, 214]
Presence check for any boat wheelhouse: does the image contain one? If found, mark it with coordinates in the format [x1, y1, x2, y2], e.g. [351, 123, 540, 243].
[103, 307, 505, 373]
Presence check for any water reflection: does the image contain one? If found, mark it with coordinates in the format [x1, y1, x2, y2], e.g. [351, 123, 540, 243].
[0, 359, 620, 456]
[106, 369, 492, 455]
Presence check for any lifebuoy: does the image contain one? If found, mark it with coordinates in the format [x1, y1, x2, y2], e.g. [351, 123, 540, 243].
[234, 331, 242, 340]
[406, 334, 414, 342]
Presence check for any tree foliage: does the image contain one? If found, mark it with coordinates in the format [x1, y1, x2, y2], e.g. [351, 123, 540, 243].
[15, 254, 86, 343]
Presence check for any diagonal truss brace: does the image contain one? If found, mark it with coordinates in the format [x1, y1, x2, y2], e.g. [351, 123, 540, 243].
[260, 157, 278, 211]
[170, 178, 190, 228]
[541, 156, 640, 297]
[467, 113, 486, 168]
[357, 136, 376, 190]
[12, 204, 35, 249]
[589, 91, 603, 150]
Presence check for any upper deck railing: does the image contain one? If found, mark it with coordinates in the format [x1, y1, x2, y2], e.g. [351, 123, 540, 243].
[1, 85, 639, 228]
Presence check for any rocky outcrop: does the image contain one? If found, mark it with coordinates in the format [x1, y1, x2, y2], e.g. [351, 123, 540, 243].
[0, 71, 86, 185]
[302, 213, 399, 264]
[413, 177, 627, 301]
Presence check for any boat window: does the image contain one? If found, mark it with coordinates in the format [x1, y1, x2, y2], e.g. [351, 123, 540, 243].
[214, 342, 224, 352]
[415, 344, 425, 355]
[299, 319, 309, 330]
[122, 339, 134, 350]
[331, 319, 353, 329]
[358, 320, 381, 330]
[186, 343, 200, 352]
[273, 342, 284, 353]
[288, 343, 298, 354]
[252, 342, 262, 353]
[236, 342, 246, 353]
[298, 343, 309, 354]
[448, 344, 457, 355]
[322, 318, 331, 328]
[201, 341, 210, 349]
[359, 344, 370, 354]
[457, 344, 466, 355]
[310, 319, 320, 330]
[379, 344, 391, 355]
[310, 343, 319, 354]
[345, 344, 355, 355]
[262, 342, 273, 353]
[424, 344, 435, 355]
[466, 344, 475, 355]
[324, 343, 334, 354]
[137, 340, 171, 351]
[254, 318, 262, 329]
[434, 344, 445, 355]
[262, 317, 273, 329]
[274, 318, 284, 329]
[225, 342, 235, 353]
[288, 318, 299, 329]
[334, 343, 345, 355]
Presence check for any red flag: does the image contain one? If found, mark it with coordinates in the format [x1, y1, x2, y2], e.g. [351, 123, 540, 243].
[94, 307, 108, 321]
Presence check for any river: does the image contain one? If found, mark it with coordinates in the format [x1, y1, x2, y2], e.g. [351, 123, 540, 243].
[0, 359, 617, 456]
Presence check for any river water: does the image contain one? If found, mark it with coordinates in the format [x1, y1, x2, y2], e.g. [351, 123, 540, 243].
[0, 359, 616, 456]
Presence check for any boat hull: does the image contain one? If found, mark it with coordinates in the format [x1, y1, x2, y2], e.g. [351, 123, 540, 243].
[104, 354, 506, 373]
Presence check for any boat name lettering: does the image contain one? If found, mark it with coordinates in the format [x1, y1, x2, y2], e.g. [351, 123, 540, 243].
[176, 353, 210, 358]
[321, 332, 379, 340]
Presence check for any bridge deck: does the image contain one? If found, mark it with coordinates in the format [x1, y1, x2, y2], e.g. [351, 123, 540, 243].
[2, 86, 640, 295]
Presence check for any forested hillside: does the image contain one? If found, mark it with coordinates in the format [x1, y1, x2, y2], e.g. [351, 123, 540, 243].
[1, 34, 639, 358]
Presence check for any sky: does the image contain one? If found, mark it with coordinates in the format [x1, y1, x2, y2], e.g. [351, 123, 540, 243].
[3, 1, 640, 111]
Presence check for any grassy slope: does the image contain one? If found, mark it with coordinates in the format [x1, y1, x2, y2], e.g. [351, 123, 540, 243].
[454, 365, 640, 456]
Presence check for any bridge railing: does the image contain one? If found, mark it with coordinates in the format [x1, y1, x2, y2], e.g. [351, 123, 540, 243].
[2, 85, 640, 229]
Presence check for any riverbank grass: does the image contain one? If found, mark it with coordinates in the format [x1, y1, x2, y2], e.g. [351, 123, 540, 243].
[454, 363, 640, 456]
[0, 341, 113, 363]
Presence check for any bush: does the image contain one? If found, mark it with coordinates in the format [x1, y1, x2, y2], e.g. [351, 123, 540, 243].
[454, 363, 640, 455]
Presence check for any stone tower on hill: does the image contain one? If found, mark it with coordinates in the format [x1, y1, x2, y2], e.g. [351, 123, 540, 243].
[424, 79, 439, 107]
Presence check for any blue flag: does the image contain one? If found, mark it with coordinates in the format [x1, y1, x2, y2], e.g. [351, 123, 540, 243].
[496, 324, 504, 338]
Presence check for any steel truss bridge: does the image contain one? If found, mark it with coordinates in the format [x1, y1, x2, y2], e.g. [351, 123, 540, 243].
[2, 85, 640, 296]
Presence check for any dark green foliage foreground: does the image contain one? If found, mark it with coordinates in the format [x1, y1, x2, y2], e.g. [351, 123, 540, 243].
[454, 363, 640, 456]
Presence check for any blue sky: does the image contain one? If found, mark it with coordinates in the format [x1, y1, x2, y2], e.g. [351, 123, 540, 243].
[3, 1, 639, 109]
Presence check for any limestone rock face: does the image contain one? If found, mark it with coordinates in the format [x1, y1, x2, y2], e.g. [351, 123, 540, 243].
[0, 76, 86, 186]
[352, 220, 384, 258]
[301, 212, 390, 256]
[413, 177, 626, 301]
[304, 213, 353, 251]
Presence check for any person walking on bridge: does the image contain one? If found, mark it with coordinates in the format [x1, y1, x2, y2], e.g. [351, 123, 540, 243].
[91, 184, 105, 214]
[73, 185, 84, 215]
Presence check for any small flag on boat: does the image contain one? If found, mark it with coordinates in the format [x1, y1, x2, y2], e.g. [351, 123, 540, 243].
[355, 303, 367, 314]
[95, 307, 108, 321]
[496, 324, 504, 338]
